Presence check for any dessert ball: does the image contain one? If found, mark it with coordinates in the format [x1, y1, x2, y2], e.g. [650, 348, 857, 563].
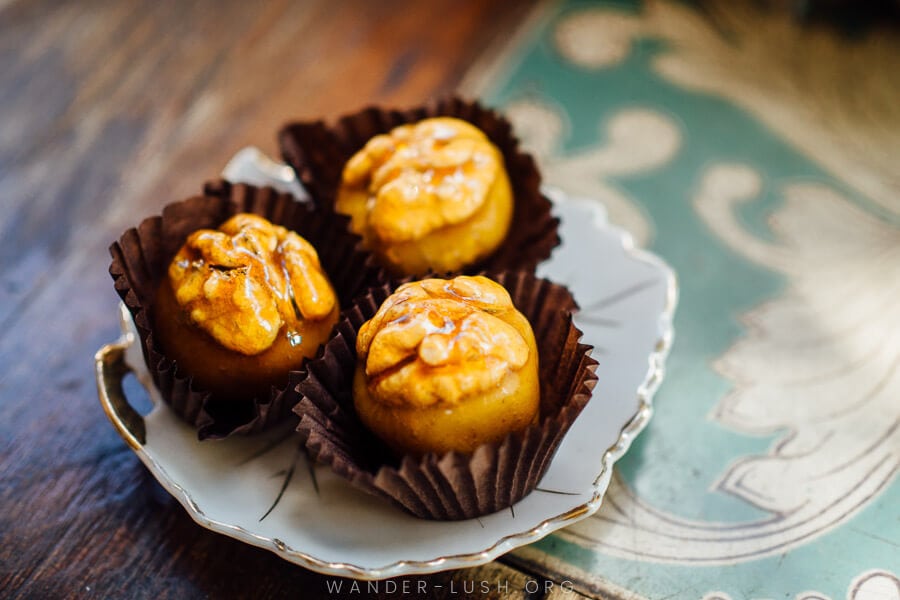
[352, 275, 539, 455]
[153, 213, 339, 401]
[336, 118, 513, 276]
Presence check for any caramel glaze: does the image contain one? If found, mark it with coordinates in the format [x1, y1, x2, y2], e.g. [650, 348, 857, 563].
[153, 214, 339, 401]
[336, 118, 513, 276]
[353, 276, 539, 456]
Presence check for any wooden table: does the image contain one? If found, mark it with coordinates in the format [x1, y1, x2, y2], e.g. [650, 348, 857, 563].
[0, 0, 591, 597]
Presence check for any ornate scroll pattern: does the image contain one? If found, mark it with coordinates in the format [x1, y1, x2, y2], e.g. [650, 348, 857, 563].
[504, 98, 678, 247]
[706, 570, 900, 600]
[559, 165, 899, 562]
[503, 0, 900, 567]
[553, 0, 900, 220]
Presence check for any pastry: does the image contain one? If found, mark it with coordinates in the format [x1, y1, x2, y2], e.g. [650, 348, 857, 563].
[279, 96, 560, 277]
[336, 118, 513, 276]
[153, 213, 340, 401]
[109, 180, 385, 438]
[353, 275, 539, 455]
[294, 271, 598, 519]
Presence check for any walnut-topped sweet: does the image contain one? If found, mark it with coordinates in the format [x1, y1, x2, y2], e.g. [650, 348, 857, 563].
[336, 118, 513, 276]
[353, 275, 539, 455]
[168, 214, 336, 355]
[154, 213, 340, 401]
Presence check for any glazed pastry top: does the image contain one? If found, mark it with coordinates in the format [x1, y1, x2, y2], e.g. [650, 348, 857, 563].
[356, 276, 531, 408]
[167, 213, 336, 356]
[339, 117, 503, 244]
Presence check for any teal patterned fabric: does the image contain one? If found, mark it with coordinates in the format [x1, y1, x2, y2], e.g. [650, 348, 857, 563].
[479, 0, 900, 597]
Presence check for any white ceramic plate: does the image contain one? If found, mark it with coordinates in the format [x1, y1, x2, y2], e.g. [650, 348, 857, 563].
[95, 147, 677, 580]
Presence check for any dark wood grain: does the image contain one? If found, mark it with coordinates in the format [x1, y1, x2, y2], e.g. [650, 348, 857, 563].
[0, 1, 554, 598]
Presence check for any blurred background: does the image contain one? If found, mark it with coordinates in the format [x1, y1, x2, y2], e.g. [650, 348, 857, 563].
[2, 1, 898, 598]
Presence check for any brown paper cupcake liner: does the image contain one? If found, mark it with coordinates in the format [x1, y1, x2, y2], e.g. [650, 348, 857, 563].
[109, 180, 387, 440]
[294, 271, 598, 520]
[278, 96, 560, 275]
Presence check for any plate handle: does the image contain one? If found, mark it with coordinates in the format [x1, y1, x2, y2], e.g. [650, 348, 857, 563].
[95, 340, 146, 449]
